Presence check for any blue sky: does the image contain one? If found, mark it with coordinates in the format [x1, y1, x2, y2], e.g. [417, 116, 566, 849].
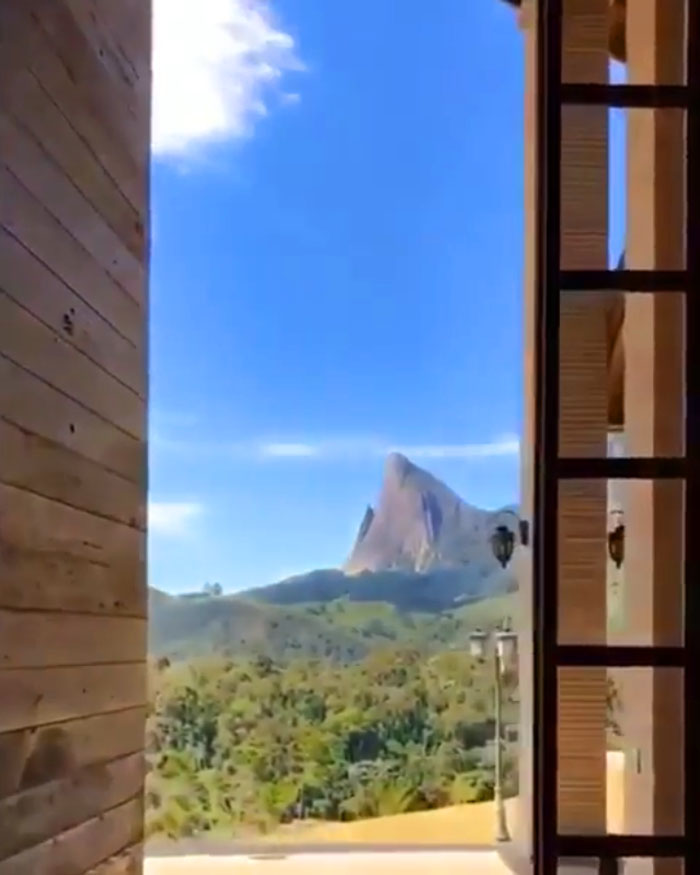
[148, 0, 527, 594]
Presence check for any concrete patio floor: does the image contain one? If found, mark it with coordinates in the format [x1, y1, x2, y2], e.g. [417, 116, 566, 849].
[145, 850, 515, 874]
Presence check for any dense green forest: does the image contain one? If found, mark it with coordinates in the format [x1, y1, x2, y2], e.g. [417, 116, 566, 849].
[145, 641, 518, 840]
[146, 588, 626, 841]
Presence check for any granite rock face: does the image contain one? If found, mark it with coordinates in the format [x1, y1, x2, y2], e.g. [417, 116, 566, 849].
[345, 453, 511, 577]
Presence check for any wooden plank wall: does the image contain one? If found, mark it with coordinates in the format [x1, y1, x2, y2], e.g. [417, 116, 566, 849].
[0, 1, 150, 872]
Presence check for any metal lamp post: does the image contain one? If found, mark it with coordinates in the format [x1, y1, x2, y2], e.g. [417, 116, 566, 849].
[470, 622, 518, 843]
[469, 514, 523, 841]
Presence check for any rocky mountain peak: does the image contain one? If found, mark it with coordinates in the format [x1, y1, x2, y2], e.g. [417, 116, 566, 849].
[384, 451, 414, 483]
[345, 454, 506, 576]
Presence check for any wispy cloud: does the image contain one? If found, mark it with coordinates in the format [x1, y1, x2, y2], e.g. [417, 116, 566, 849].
[153, 431, 520, 463]
[260, 442, 319, 458]
[152, 0, 304, 158]
[392, 436, 520, 460]
[149, 501, 205, 536]
[256, 437, 520, 461]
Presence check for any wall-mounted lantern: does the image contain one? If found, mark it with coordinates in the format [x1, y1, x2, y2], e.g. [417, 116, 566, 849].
[608, 519, 625, 569]
[489, 509, 529, 569]
[491, 525, 516, 569]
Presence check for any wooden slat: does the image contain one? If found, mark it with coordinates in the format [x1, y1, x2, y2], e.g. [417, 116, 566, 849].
[0, 482, 144, 564]
[67, 0, 151, 87]
[26, 6, 144, 212]
[0, 663, 146, 733]
[0, 3, 145, 213]
[65, 0, 148, 91]
[0, 67, 142, 260]
[0, 483, 145, 614]
[0, 112, 144, 307]
[0, 229, 143, 395]
[0, 543, 145, 617]
[66, 1, 150, 106]
[0, 356, 143, 484]
[0, 419, 144, 528]
[32, 0, 144, 154]
[0, 291, 144, 441]
[85, 845, 142, 875]
[0, 796, 143, 875]
[0, 170, 142, 346]
[0, 707, 146, 799]
[0, 753, 143, 859]
[0, 611, 147, 669]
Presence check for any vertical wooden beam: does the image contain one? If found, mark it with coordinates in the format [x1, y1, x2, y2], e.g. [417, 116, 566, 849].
[556, 0, 610, 838]
[519, 0, 609, 852]
[621, 3, 685, 874]
[515, 0, 537, 857]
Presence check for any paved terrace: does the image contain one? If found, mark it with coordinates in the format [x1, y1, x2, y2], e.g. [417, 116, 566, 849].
[145, 850, 515, 875]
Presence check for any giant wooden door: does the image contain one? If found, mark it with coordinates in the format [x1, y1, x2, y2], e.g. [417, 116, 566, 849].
[533, 0, 700, 872]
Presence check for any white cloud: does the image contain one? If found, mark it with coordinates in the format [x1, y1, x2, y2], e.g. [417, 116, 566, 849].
[152, 431, 520, 463]
[152, 0, 303, 157]
[260, 442, 319, 458]
[241, 435, 520, 462]
[149, 501, 204, 536]
[392, 435, 521, 460]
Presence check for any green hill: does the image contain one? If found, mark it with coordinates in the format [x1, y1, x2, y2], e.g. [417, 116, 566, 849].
[242, 564, 515, 612]
[148, 585, 517, 662]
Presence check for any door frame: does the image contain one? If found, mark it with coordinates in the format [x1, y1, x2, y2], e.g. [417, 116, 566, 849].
[532, 0, 700, 871]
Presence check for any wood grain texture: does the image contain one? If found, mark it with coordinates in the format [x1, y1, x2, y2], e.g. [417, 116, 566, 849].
[619, 2, 686, 853]
[0, 663, 146, 733]
[0, 541, 145, 617]
[0, 171, 143, 348]
[0, 356, 144, 485]
[0, 753, 143, 859]
[0, 228, 143, 395]
[0, 66, 143, 261]
[0, 288, 143, 439]
[0, 610, 147, 669]
[0, 418, 144, 528]
[0, 707, 146, 799]
[0, 2, 146, 212]
[0, 112, 144, 306]
[557, 0, 609, 837]
[67, 0, 151, 87]
[0, 482, 145, 615]
[30, 0, 145, 162]
[0, 797, 143, 875]
[0, 482, 144, 572]
[85, 846, 142, 875]
[0, 0, 149, 866]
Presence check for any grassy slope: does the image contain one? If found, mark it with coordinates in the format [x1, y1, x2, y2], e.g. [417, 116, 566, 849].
[245, 566, 516, 613]
[148, 587, 518, 661]
[262, 752, 626, 846]
[263, 798, 520, 846]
